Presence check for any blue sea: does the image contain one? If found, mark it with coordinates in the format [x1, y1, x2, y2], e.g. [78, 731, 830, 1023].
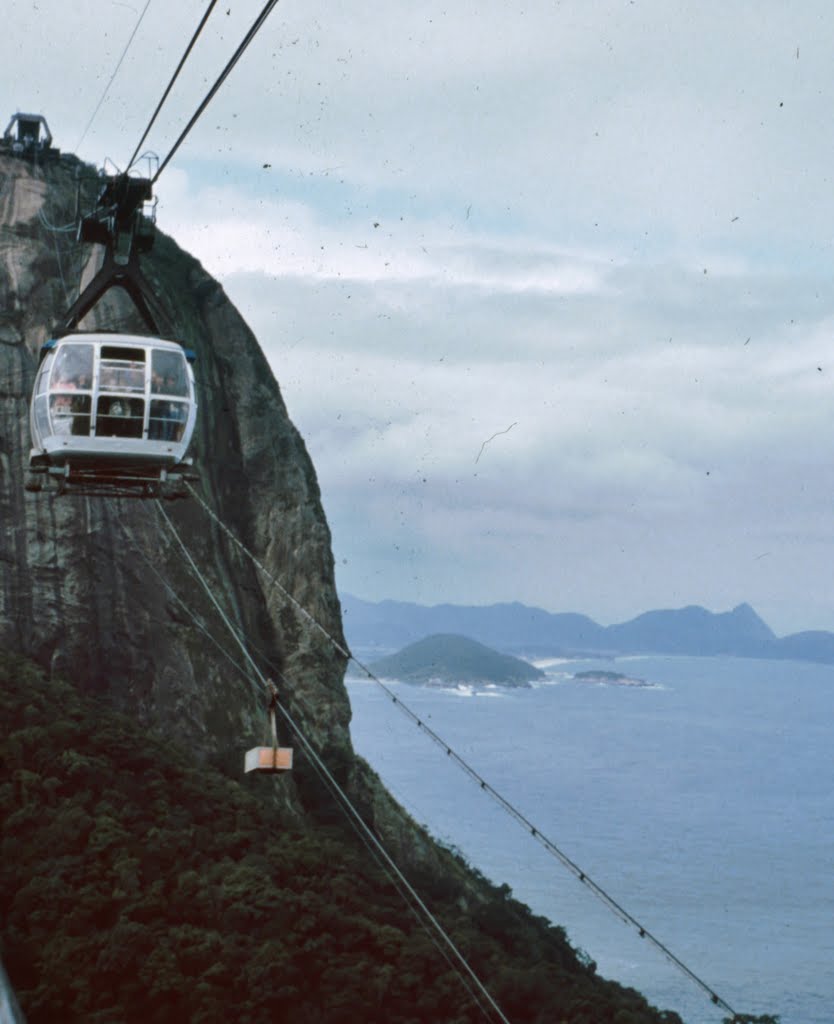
[345, 655, 834, 1024]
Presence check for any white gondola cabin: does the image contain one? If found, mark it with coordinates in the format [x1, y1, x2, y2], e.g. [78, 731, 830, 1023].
[28, 332, 197, 497]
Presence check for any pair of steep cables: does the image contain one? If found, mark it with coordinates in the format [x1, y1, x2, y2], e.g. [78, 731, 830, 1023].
[120, 484, 740, 1022]
[75, 0, 281, 182]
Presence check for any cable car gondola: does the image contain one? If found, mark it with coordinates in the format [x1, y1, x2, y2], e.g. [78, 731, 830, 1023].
[28, 332, 197, 497]
[26, 162, 199, 498]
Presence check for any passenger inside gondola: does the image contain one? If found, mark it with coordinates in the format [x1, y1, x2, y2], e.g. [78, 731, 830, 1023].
[96, 396, 144, 438]
[70, 394, 91, 436]
[148, 356, 189, 441]
[151, 351, 187, 395]
[48, 346, 93, 437]
[52, 345, 93, 391]
[148, 398, 186, 441]
[50, 391, 74, 434]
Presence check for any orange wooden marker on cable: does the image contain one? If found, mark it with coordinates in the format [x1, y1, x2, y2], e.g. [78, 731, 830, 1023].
[245, 680, 293, 773]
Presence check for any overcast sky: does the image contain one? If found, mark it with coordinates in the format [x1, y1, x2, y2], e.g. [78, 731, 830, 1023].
[6, 0, 834, 634]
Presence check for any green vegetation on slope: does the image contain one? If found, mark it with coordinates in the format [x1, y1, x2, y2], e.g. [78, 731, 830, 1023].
[0, 651, 680, 1024]
[369, 634, 545, 687]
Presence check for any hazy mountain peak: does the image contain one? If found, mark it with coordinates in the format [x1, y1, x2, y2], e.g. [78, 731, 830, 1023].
[344, 594, 832, 664]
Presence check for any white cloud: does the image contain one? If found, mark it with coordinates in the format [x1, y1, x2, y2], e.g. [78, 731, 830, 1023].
[211, 241, 834, 634]
[6, 0, 834, 632]
[159, 169, 610, 299]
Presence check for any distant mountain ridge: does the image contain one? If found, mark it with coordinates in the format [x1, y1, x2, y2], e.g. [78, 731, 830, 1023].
[341, 594, 834, 665]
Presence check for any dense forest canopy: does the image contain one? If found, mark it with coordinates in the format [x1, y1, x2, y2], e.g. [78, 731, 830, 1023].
[0, 651, 684, 1024]
[369, 634, 544, 687]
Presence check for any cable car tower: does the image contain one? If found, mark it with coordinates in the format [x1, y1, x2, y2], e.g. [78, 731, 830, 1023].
[27, 161, 198, 499]
[1, 112, 57, 162]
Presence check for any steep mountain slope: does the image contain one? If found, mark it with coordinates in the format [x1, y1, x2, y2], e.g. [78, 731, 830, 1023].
[0, 152, 683, 1023]
[0, 151, 348, 795]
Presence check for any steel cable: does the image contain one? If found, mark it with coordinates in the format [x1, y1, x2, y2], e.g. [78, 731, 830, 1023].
[182, 481, 741, 1019]
[127, 0, 222, 171]
[75, 0, 154, 154]
[153, 499, 513, 1024]
[118, 511, 506, 1021]
[152, 0, 282, 184]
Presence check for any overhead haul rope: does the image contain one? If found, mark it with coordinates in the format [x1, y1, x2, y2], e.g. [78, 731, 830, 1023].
[182, 482, 741, 1020]
[151, 0, 282, 184]
[152, 500, 513, 1024]
[127, 0, 222, 171]
[75, 0, 155, 154]
[134, 513, 502, 1024]
[116, 513, 498, 1020]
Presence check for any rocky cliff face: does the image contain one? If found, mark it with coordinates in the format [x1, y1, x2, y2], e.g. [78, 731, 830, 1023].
[0, 154, 691, 1024]
[0, 956, 25, 1024]
[0, 152, 351, 818]
[0, 148, 491, 886]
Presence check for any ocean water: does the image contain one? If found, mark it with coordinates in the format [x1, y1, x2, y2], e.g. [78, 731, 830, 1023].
[345, 655, 834, 1024]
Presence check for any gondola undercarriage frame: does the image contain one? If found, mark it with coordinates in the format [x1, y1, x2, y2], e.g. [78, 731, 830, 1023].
[26, 453, 198, 500]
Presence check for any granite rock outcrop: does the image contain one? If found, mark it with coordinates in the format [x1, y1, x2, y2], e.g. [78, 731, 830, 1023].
[0, 152, 350, 819]
[0, 152, 688, 1024]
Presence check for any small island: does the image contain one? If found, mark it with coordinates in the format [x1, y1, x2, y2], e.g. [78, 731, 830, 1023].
[368, 633, 545, 688]
[572, 669, 653, 688]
